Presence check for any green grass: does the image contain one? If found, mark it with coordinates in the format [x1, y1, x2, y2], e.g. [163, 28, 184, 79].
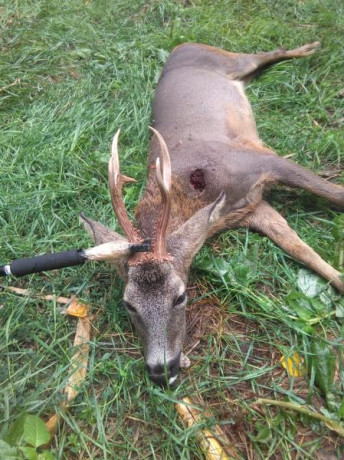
[1, 0, 343, 458]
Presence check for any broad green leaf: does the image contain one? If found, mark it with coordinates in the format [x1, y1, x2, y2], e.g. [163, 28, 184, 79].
[319, 285, 337, 308]
[325, 392, 339, 413]
[294, 320, 315, 334]
[285, 292, 314, 320]
[23, 415, 51, 448]
[21, 446, 38, 460]
[297, 269, 326, 298]
[0, 439, 19, 460]
[212, 257, 231, 277]
[253, 424, 272, 443]
[335, 299, 344, 318]
[3, 412, 27, 446]
[195, 255, 231, 278]
[310, 298, 328, 315]
[310, 341, 336, 396]
[233, 262, 250, 283]
[38, 451, 57, 460]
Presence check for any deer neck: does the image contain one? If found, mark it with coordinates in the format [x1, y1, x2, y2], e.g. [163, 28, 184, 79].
[135, 175, 205, 240]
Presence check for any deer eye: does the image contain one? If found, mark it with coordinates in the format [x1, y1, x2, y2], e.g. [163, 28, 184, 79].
[123, 301, 137, 314]
[174, 292, 187, 306]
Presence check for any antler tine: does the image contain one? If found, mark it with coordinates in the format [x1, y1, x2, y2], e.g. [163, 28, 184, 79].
[149, 127, 172, 260]
[108, 130, 142, 243]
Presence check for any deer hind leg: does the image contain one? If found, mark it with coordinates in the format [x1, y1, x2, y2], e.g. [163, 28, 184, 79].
[229, 42, 320, 82]
[244, 201, 344, 293]
[270, 155, 344, 208]
[172, 42, 320, 83]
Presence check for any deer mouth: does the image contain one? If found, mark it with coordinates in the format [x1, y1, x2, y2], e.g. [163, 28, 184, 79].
[146, 353, 181, 387]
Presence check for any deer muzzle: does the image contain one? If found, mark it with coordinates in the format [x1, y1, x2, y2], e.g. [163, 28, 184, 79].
[146, 353, 181, 387]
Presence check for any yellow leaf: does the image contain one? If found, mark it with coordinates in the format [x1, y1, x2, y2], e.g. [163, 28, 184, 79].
[45, 301, 91, 435]
[64, 317, 91, 402]
[46, 414, 61, 436]
[280, 352, 305, 377]
[62, 298, 89, 317]
[176, 397, 237, 460]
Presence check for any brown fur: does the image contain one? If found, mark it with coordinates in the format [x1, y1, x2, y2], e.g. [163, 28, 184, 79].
[136, 176, 205, 238]
[208, 173, 275, 237]
[150, 41, 343, 291]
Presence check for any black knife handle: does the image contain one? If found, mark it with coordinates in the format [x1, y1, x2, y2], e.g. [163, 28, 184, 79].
[0, 250, 86, 277]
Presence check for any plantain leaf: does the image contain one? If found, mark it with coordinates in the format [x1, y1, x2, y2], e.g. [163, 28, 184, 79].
[285, 292, 314, 320]
[3, 412, 27, 446]
[310, 341, 336, 396]
[23, 415, 51, 448]
[252, 424, 272, 443]
[297, 269, 326, 298]
[38, 451, 56, 460]
[21, 446, 38, 460]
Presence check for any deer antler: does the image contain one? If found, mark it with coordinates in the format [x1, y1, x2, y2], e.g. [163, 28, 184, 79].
[150, 127, 172, 260]
[108, 130, 142, 243]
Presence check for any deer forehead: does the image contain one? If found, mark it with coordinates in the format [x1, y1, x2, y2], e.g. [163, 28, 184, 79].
[125, 262, 185, 298]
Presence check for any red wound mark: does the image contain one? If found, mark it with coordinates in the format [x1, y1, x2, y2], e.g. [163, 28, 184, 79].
[190, 169, 206, 191]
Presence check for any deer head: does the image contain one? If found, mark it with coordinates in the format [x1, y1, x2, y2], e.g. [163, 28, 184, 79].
[81, 129, 225, 386]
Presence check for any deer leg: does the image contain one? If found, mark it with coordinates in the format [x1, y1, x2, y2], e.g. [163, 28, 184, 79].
[271, 155, 344, 207]
[172, 42, 320, 83]
[244, 201, 344, 293]
[227, 42, 320, 82]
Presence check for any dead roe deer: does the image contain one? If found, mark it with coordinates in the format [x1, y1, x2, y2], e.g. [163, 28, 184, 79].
[81, 42, 344, 386]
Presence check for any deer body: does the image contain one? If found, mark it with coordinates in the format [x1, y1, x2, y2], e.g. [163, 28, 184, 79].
[82, 42, 344, 386]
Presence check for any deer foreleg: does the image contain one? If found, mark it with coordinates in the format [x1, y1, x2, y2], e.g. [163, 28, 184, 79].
[245, 201, 344, 293]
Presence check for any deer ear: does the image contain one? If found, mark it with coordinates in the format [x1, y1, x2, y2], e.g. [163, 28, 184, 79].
[168, 192, 226, 272]
[80, 213, 128, 245]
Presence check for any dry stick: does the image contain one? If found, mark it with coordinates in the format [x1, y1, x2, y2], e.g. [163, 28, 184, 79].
[2, 285, 73, 304]
[252, 398, 344, 437]
[46, 314, 91, 435]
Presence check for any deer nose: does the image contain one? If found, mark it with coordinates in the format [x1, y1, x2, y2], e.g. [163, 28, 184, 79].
[146, 354, 180, 387]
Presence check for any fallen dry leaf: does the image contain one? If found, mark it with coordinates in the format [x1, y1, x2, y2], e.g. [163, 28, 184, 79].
[63, 316, 91, 401]
[61, 298, 89, 317]
[46, 298, 91, 436]
[3, 285, 73, 305]
[3, 286, 92, 434]
[176, 396, 238, 460]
